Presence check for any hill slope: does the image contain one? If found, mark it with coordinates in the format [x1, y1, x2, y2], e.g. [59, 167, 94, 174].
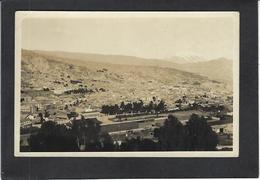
[21, 50, 232, 107]
[173, 58, 233, 83]
[30, 50, 233, 83]
[32, 49, 177, 69]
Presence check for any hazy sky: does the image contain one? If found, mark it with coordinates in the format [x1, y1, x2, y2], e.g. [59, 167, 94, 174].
[21, 12, 239, 60]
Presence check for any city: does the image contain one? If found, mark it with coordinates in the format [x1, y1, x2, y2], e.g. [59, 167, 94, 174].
[20, 50, 233, 152]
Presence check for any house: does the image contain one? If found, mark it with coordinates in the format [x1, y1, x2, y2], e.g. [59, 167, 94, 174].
[53, 89, 64, 95]
[21, 120, 32, 128]
[227, 112, 233, 116]
[212, 123, 233, 134]
[21, 95, 32, 103]
[211, 116, 221, 121]
[21, 105, 31, 113]
[56, 119, 70, 125]
[67, 112, 78, 119]
[32, 123, 42, 128]
[81, 111, 100, 119]
[55, 111, 70, 125]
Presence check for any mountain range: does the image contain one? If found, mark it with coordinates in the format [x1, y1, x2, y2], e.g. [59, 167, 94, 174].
[30, 49, 232, 83]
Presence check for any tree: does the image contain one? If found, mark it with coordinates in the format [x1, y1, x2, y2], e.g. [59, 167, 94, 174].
[44, 110, 50, 118]
[100, 99, 165, 115]
[28, 117, 116, 152]
[138, 139, 158, 151]
[175, 99, 182, 108]
[120, 137, 158, 151]
[146, 101, 154, 113]
[38, 113, 44, 123]
[120, 101, 125, 113]
[71, 117, 101, 151]
[125, 102, 133, 113]
[99, 132, 115, 151]
[185, 114, 218, 151]
[71, 116, 116, 151]
[113, 104, 120, 114]
[29, 121, 78, 152]
[156, 100, 166, 113]
[154, 115, 186, 150]
[101, 105, 109, 114]
[132, 102, 138, 113]
[139, 100, 145, 113]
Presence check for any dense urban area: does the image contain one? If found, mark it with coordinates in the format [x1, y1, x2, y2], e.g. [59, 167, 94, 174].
[20, 50, 234, 152]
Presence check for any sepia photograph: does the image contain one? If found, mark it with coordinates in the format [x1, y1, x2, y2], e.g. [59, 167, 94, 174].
[15, 11, 239, 157]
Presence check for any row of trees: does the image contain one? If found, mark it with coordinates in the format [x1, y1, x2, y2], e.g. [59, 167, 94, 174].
[27, 114, 218, 152]
[101, 100, 167, 115]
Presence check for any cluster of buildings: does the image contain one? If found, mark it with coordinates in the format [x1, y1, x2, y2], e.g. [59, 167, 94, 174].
[20, 75, 234, 151]
[20, 92, 234, 151]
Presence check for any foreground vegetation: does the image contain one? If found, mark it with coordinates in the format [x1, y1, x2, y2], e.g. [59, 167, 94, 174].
[26, 113, 218, 152]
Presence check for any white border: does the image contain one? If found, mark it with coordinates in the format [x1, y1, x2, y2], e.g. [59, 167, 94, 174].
[14, 11, 240, 157]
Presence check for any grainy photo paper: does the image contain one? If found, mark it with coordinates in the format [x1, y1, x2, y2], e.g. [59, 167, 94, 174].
[15, 11, 239, 157]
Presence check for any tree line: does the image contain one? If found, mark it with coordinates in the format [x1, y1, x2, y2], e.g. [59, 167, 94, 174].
[26, 114, 218, 152]
[101, 99, 167, 115]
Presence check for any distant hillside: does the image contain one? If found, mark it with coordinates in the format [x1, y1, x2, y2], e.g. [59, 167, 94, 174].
[21, 49, 231, 107]
[23, 49, 232, 83]
[165, 55, 207, 64]
[31, 49, 177, 69]
[173, 58, 233, 83]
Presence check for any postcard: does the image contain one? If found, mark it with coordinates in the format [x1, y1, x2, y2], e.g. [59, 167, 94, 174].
[15, 11, 239, 157]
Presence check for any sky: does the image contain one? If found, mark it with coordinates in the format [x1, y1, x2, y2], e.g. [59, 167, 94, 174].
[21, 12, 239, 60]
